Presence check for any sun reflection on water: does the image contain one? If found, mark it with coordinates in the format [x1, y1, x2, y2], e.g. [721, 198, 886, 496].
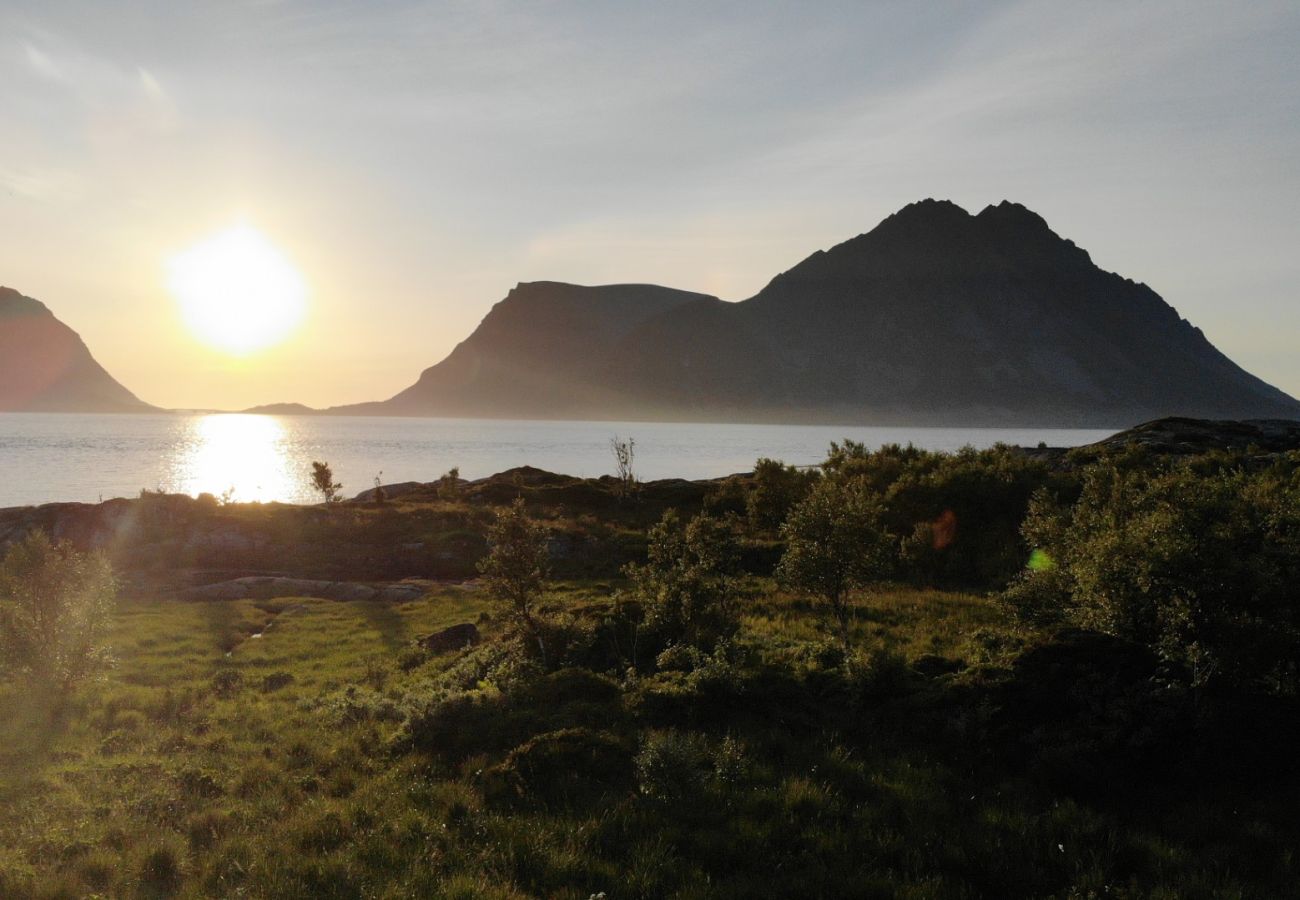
[170, 414, 305, 503]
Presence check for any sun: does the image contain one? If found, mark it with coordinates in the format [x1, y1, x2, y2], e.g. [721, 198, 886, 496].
[166, 225, 307, 354]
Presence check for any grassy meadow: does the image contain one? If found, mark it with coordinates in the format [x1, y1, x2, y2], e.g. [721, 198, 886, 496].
[2, 580, 1296, 899]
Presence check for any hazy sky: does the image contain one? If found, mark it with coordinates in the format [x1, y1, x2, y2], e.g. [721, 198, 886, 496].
[2, 1, 1297, 410]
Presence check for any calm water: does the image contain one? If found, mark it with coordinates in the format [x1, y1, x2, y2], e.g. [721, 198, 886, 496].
[0, 413, 1114, 508]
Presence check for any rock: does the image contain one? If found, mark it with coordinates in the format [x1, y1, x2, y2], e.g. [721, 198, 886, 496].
[352, 481, 424, 503]
[1093, 417, 1300, 455]
[185, 528, 261, 553]
[379, 583, 427, 602]
[912, 654, 965, 678]
[419, 623, 481, 654]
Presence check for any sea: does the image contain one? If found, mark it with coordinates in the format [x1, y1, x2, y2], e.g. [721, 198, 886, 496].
[0, 413, 1114, 509]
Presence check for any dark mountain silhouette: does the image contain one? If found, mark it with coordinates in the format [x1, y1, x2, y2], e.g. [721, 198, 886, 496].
[335, 200, 1299, 426]
[0, 287, 156, 413]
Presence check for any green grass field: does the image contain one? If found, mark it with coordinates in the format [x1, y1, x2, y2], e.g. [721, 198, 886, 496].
[2, 584, 1296, 899]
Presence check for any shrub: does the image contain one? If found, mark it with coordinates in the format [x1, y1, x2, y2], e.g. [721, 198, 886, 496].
[362, 656, 390, 691]
[438, 466, 462, 501]
[0, 530, 117, 689]
[819, 441, 1064, 590]
[482, 727, 634, 808]
[623, 511, 742, 658]
[776, 476, 894, 655]
[138, 840, 184, 895]
[210, 669, 243, 698]
[991, 628, 1188, 790]
[397, 645, 429, 671]
[479, 498, 552, 666]
[703, 476, 747, 517]
[317, 685, 404, 725]
[178, 767, 224, 799]
[712, 734, 749, 788]
[1005, 462, 1300, 693]
[747, 457, 818, 531]
[261, 671, 296, 692]
[846, 647, 914, 701]
[403, 689, 504, 760]
[634, 730, 712, 802]
[310, 460, 342, 503]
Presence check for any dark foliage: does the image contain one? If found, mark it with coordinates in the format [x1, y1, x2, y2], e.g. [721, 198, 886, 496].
[1005, 456, 1300, 693]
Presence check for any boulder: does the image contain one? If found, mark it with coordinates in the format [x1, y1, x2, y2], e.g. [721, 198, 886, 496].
[379, 583, 427, 602]
[419, 623, 481, 654]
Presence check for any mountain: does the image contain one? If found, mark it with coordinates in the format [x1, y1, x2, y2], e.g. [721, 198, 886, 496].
[339, 200, 1299, 426]
[0, 287, 156, 413]
[378, 282, 719, 417]
[241, 402, 318, 416]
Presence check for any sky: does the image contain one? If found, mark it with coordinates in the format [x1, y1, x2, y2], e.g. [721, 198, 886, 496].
[2, 0, 1298, 410]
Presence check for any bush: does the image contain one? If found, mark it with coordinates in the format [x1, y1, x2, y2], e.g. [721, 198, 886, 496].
[0, 531, 117, 689]
[634, 730, 713, 803]
[210, 669, 243, 698]
[623, 511, 742, 658]
[482, 727, 634, 808]
[479, 498, 552, 666]
[316, 685, 404, 725]
[991, 628, 1189, 790]
[403, 689, 509, 760]
[747, 458, 818, 531]
[1005, 461, 1300, 693]
[438, 466, 462, 502]
[777, 476, 894, 654]
[819, 441, 1065, 590]
[138, 840, 184, 895]
[261, 671, 296, 692]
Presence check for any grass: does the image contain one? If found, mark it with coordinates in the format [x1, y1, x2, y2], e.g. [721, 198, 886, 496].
[0, 584, 1296, 898]
[0, 589, 490, 898]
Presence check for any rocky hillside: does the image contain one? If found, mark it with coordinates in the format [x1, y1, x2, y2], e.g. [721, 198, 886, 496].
[341, 201, 1299, 426]
[0, 287, 155, 413]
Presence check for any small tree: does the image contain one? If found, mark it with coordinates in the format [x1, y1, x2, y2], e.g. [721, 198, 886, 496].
[624, 511, 741, 656]
[478, 499, 551, 665]
[310, 460, 342, 503]
[437, 466, 462, 502]
[776, 477, 894, 656]
[610, 435, 638, 500]
[0, 531, 118, 689]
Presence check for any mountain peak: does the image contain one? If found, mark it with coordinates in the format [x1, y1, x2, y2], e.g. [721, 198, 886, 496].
[977, 199, 1046, 225]
[897, 197, 969, 215]
[885, 198, 972, 227]
[0, 286, 53, 319]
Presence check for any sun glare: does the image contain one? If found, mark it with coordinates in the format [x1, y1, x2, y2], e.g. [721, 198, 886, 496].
[171, 414, 299, 502]
[167, 225, 307, 354]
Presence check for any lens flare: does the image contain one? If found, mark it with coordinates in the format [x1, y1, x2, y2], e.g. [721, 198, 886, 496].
[167, 225, 307, 354]
[1027, 548, 1055, 572]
